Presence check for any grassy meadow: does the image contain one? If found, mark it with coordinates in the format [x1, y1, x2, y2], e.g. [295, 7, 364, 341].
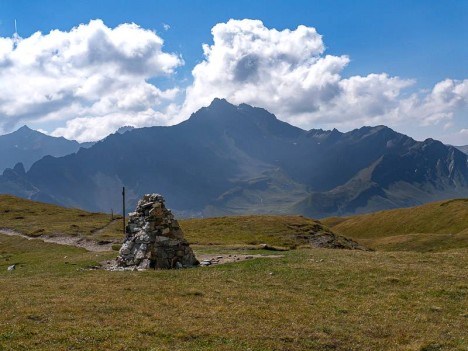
[0, 195, 122, 241]
[0, 195, 467, 350]
[323, 199, 468, 252]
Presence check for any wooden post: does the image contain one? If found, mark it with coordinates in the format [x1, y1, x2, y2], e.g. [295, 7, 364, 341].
[122, 187, 126, 235]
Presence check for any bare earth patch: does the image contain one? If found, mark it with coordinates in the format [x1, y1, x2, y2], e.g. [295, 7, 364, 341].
[196, 253, 283, 266]
[0, 228, 283, 267]
[0, 228, 113, 252]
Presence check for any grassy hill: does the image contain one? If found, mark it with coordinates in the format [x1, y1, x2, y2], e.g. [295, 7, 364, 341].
[0, 195, 362, 250]
[0, 194, 123, 241]
[322, 198, 468, 251]
[0, 195, 467, 350]
[181, 215, 363, 249]
[1, 230, 466, 350]
[2, 194, 466, 253]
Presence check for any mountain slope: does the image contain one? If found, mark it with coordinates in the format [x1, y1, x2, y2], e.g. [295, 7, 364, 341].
[0, 125, 89, 172]
[322, 198, 468, 251]
[0, 99, 467, 217]
[456, 145, 468, 154]
[293, 138, 468, 217]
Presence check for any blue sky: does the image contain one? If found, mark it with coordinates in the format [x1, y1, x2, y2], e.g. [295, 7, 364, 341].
[0, 0, 467, 144]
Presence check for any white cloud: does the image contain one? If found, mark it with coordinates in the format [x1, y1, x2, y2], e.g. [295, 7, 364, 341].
[0, 19, 182, 141]
[182, 19, 468, 133]
[1, 18, 466, 143]
[51, 104, 180, 142]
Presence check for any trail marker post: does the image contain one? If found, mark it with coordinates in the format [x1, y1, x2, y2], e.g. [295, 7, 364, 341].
[122, 187, 126, 235]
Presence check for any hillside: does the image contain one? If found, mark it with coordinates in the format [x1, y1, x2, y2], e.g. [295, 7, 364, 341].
[322, 198, 468, 251]
[0, 195, 363, 250]
[181, 215, 365, 249]
[0, 99, 466, 217]
[0, 125, 91, 172]
[1, 208, 466, 350]
[0, 194, 122, 241]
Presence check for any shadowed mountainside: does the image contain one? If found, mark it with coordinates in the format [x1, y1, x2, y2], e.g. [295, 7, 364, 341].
[0, 99, 467, 217]
[0, 125, 93, 172]
[456, 145, 468, 154]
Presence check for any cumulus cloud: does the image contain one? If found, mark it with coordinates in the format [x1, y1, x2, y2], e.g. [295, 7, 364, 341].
[182, 19, 468, 133]
[0, 19, 182, 141]
[51, 103, 180, 142]
[1, 18, 466, 143]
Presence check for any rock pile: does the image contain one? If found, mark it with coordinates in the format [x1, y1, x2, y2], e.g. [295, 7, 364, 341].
[116, 194, 198, 270]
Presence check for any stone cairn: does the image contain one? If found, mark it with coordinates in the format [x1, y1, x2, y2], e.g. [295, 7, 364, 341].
[116, 194, 199, 270]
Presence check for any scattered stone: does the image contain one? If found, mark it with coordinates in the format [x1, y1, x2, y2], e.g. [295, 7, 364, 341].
[7, 264, 15, 272]
[114, 194, 199, 270]
[302, 231, 368, 250]
[200, 260, 212, 267]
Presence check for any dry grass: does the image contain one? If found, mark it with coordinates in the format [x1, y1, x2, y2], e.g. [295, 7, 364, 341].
[180, 215, 333, 248]
[323, 199, 468, 252]
[1, 234, 467, 351]
[0, 196, 467, 350]
[0, 195, 122, 241]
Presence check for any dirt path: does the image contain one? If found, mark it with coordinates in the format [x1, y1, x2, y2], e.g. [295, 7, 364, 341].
[0, 228, 114, 252]
[91, 218, 121, 236]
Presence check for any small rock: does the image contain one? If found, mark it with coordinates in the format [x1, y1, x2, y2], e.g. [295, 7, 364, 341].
[245, 256, 253, 259]
[7, 264, 15, 272]
[217, 256, 223, 259]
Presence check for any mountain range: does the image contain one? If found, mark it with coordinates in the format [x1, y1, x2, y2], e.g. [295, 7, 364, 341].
[0, 125, 92, 172]
[0, 99, 467, 218]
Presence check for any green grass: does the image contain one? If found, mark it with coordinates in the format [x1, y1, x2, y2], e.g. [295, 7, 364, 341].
[0, 196, 467, 350]
[1, 234, 467, 351]
[0, 194, 123, 241]
[0, 196, 337, 250]
[322, 199, 468, 252]
[180, 215, 333, 248]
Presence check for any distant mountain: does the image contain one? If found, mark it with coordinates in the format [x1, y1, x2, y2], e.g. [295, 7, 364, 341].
[0, 126, 92, 172]
[294, 137, 468, 217]
[0, 99, 467, 218]
[116, 126, 135, 134]
[456, 145, 468, 155]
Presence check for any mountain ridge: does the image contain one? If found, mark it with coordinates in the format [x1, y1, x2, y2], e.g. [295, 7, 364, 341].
[0, 99, 466, 218]
[0, 125, 93, 172]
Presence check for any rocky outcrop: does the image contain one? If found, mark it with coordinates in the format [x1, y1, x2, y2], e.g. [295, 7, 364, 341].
[117, 194, 198, 270]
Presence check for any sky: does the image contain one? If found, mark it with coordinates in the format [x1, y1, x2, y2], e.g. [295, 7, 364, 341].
[0, 0, 467, 144]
